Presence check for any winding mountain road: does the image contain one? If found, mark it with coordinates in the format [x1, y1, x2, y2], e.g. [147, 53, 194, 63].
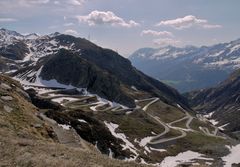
[135, 97, 226, 145]
[148, 116, 170, 141]
[135, 97, 193, 145]
[37, 87, 224, 148]
[149, 130, 186, 145]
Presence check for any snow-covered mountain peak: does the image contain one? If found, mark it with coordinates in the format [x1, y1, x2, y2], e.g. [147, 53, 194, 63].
[49, 32, 61, 38]
[0, 28, 23, 38]
[130, 38, 240, 92]
[0, 28, 24, 46]
[131, 39, 240, 69]
[0, 28, 63, 43]
[24, 33, 40, 40]
[0, 28, 79, 63]
[131, 45, 197, 61]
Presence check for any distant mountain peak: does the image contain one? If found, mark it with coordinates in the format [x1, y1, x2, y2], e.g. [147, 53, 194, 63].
[0, 27, 23, 37]
[49, 32, 61, 37]
[130, 38, 240, 92]
[24, 33, 40, 39]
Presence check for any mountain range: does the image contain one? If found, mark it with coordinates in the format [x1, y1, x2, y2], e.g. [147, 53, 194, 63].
[130, 40, 240, 92]
[1, 28, 240, 166]
[0, 28, 188, 108]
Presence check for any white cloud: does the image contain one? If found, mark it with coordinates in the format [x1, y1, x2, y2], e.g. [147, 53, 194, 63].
[0, 0, 85, 10]
[0, 18, 17, 22]
[156, 15, 221, 29]
[67, 0, 85, 6]
[203, 24, 222, 29]
[64, 29, 78, 35]
[76, 10, 140, 28]
[54, 1, 60, 5]
[0, 0, 51, 12]
[19, 0, 50, 6]
[153, 38, 181, 46]
[30, 0, 50, 4]
[141, 30, 173, 37]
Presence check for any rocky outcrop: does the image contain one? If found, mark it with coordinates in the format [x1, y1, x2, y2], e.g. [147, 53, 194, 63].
[40, 49, 135, 107]
[46, 109, 131, 159]
[0, 41, 29, 60]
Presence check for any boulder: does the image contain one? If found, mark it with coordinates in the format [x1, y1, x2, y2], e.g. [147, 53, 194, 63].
[1, 96, 13, 101]
[0, 83, 11, 90]
[4, 105, 13, 113]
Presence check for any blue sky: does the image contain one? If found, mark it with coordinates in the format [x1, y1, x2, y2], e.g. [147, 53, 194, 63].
[0, 0, 240, 56]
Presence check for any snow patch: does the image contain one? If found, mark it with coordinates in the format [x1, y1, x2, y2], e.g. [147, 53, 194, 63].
[137, 53, 146, 58]
[160, 150, 214, 167]
[131, 86, 138, 91]
[15, 66, 77, 89]
[176, 104, 184, 110]
[108, 148, 113, 159]
[151, 131, 157, 135]
[218, 123, 229, 131]
[206, 162, 213, 165]
[139, 136, 153, 147]
[89, 102, 107, 111]
[78, 119, 88, 123]
[209, 119, 219, 126]
[222, 144, 240, 167]
[209, 50, 224, 57]
[52, 97, 79, 104]
[228, 44, 240, 55]
[104, 122, 138, 158]
[151, 48, 170, 59]
[150, 147, 167, 152]
[204, 111, 215, 118]
[58, 124, 71, 130]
